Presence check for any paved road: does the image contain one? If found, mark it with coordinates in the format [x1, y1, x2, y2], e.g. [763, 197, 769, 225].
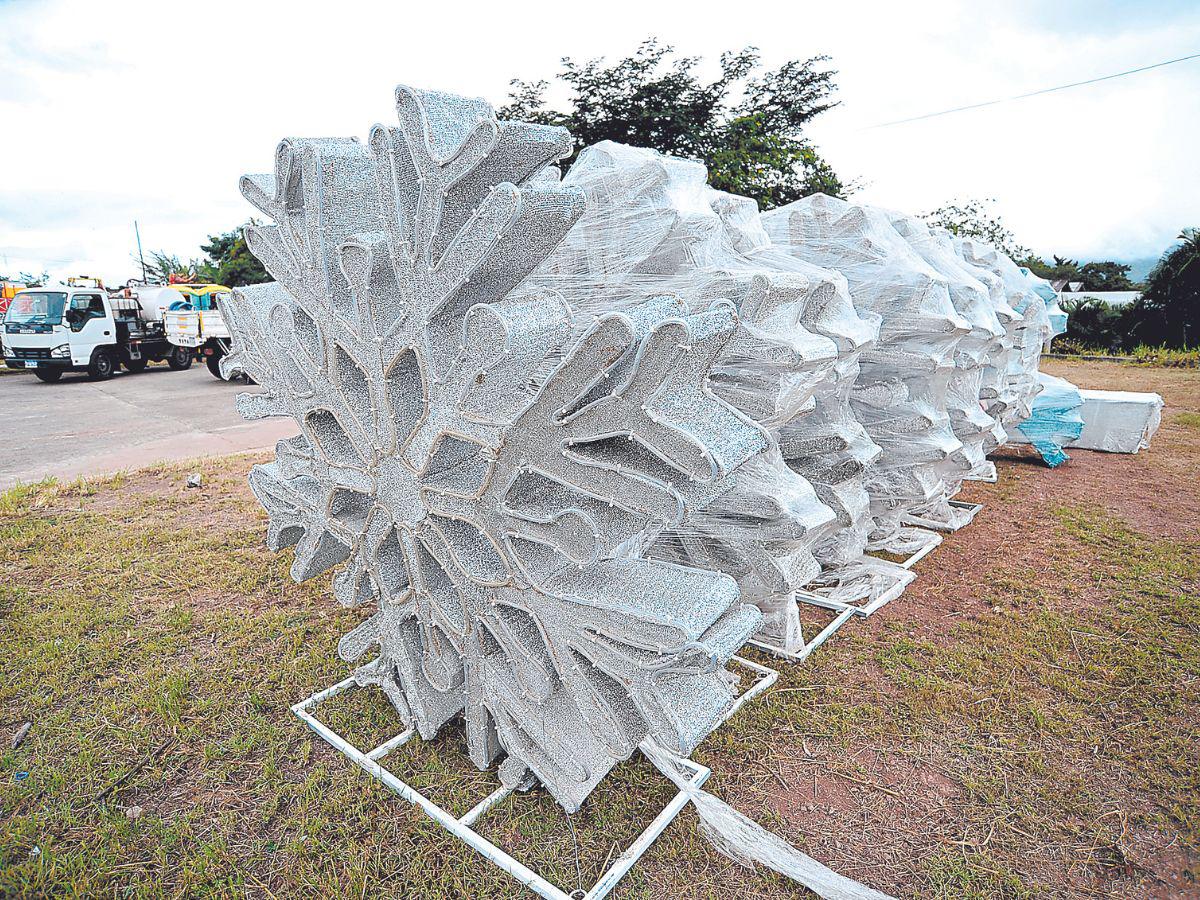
[0, 364, 297, 489]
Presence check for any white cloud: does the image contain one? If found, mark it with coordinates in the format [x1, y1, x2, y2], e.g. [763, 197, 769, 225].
[0, 0, 1196, 283]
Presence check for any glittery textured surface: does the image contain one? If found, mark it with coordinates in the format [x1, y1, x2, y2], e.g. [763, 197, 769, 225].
[222, 86, 764, 813]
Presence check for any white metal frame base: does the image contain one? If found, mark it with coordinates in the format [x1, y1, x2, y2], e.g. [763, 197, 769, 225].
[902, 498, 985, 534]
[965, 464, 999, 483]
[291, 655, 776, 900]
[750, 519, 961, 662]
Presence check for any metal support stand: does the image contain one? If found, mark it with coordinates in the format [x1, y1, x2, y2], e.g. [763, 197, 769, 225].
[902, 498, 984, 534]
[965, 464, 998, 484]
[895, 532, 942, 569]
[750, 516, 962, 663]
[291, 655, 776, 900]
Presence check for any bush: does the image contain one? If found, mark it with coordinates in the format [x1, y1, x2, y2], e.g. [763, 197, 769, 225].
[1050, 340, 1200, 368]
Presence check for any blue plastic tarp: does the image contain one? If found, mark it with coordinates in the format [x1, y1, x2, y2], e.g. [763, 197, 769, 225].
[1010, 372, 1085, 466]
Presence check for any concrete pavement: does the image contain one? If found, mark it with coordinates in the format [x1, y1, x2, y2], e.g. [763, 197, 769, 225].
[0, 364, 297, 488]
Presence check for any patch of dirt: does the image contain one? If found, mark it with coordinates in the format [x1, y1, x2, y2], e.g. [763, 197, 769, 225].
[696, 362, 1200, 899]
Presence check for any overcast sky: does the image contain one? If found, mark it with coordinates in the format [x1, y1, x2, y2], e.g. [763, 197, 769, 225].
[1, 0, 1197, 285]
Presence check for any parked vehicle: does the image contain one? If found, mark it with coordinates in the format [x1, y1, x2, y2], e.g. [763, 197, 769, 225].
[3, 277, 192, 382]
[1, 280, 25, 318]
[0, 281, 27, 357]
[162, 284, 236, 380]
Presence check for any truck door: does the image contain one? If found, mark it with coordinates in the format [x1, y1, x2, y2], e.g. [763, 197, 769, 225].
[64, 292, 112, 365]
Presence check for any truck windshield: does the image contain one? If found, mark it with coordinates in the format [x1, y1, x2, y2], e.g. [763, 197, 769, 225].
[5, 292, 68, 325]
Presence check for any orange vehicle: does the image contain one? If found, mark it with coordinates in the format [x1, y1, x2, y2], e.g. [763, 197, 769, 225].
[1, 281, 26, 318]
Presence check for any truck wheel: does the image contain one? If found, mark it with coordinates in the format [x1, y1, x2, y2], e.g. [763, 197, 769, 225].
[205, 353, 226, 380]
[88, 349, 116, 381]
[167, 346, 193, 371]
[124, 358, 149, 373]
[34, 368, 63, 383]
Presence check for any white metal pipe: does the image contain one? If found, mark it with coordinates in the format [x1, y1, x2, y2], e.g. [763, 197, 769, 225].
[367, 729, 415, 761]
[293, 689, 573, 900]
[458, 783, 515, 826]
[900, 535, 942, 570]
[587, 750, 710, 900]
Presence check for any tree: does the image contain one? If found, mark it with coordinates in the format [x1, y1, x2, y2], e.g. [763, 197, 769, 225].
[201, 227, 270, 287]
[137, 250, 212, 284]
[1060, 296, 1122, 349]
[1119, 228, 1200, 349]
[1019, 256, 1138, 291]
[142, 225, 270, 288]
[499, 39, 846, 208]
[1020, 254, 1081, 283]
[1078, 260, 1137, 292]
[921, 199, 1031, 259]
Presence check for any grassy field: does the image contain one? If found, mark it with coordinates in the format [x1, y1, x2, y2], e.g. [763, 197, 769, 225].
[1, 359, 1198, 899]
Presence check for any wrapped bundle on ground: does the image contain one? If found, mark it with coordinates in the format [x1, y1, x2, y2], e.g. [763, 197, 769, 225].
[222, 86, 773, 813]
[707, 193, 916, 623]
[526, 142, 873, 652]
[954, 238, 1053, 426]
[1020, 267, 1068, 348]
[1068, 389, 1164, 453]
[762, 194, 971, 556]
[883, 211, 1007, 529]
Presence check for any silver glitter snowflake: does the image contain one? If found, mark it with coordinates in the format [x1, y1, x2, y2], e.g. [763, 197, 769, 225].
[221, 85, 764, 812]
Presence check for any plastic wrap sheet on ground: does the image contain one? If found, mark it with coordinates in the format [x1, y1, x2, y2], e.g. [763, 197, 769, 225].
[526, 143, 911, 658]
[761, 194, 970, 558]
[1068, 389, 1164, 453]
[1007, 372, 1085, 466]
[221, 85, 769, 816]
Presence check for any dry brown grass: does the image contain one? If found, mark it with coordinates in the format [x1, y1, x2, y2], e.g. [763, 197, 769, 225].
[2, 361, 1198, 899]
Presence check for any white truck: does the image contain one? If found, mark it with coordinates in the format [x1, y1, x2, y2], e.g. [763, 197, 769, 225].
[3, 280, 193, 383]
[163, 288, 236, 380]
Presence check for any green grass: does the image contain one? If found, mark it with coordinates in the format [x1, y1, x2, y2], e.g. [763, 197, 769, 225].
[1176, 411, 1200, 431]
[1, 450, 1198, 898]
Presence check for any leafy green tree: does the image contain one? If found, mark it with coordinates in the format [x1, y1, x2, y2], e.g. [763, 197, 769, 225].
[920, 199, 1031, 259]
[1020, 255, 1139, 292]
[500, 39, 846, 208]
[1020, 254, 1081, 283]
[201, 227, 270, 287]
[142, 226, 270, 288]
[1078, 260, 1137, 292]
[138, 250, 209, 283]
[1060, 296, 1123, 349]
[1119, 228, 1200, 349]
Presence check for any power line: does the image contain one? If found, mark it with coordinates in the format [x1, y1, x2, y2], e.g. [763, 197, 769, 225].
[868, 51, 1200, 129]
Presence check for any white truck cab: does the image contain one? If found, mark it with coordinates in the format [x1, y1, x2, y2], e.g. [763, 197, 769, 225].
[3, 279, 192, 383]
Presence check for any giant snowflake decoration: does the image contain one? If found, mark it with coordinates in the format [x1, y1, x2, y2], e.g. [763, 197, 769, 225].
[221, 85, 765, 812]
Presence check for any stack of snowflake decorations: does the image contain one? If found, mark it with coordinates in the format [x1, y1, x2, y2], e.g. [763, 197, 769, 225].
[223, 84, 1060, 812]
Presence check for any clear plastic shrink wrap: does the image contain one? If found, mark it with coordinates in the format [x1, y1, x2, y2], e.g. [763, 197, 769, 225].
[761, 195, 971, 556]
[1021, 268, 1068, 345]
[953, 238, 1053, 426]
[526, 143, 910, 652]
[882, 211, 1007, 528]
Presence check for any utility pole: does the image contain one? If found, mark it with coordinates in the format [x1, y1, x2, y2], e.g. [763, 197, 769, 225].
[134, 220, 147, 283]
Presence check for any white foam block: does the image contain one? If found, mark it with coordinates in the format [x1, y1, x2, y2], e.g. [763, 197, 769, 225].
[1068, 389, 1164, 453]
